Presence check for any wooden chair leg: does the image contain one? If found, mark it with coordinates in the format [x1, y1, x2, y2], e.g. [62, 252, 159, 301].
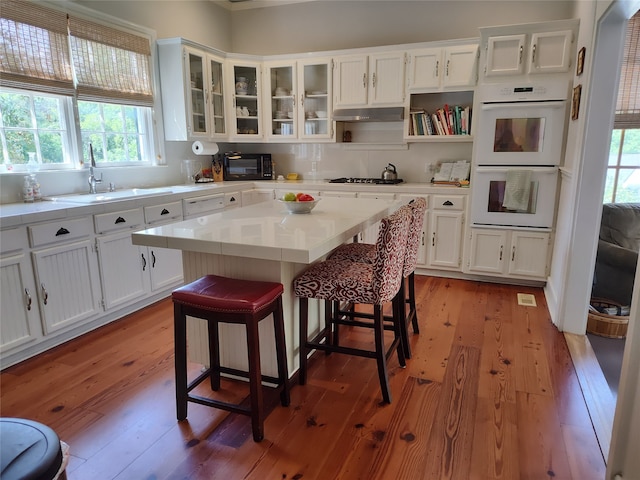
[208, 319, 221, 391]
[395, 281, 411, 359]
[173, 303, 188, 421]
[299, 297, 309, 386]
[407, 272, 419, 333]
[328, 300, 338, 351]
[246, 320, 264, 442]
[373, 305, 392, 404]
[272, 298, 290, 406]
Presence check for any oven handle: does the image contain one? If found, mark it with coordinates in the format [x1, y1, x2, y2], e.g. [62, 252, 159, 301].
[475, 166, 558, 174]
[481, 100, 565, 110]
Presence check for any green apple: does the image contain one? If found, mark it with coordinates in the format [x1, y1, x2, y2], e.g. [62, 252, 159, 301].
[283, 192, 296, 202]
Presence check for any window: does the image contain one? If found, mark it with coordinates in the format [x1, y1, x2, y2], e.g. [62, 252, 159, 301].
[605, 129, 640, 202]
[0, 0, 157, 171]
[605, 10, 640, 203]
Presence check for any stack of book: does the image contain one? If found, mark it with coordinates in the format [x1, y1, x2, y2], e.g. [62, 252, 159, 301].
[409, 104, 471, 136]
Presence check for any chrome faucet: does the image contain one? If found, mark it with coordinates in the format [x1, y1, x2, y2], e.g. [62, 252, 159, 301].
[88, 143, 102, 193]
[89, 166, 102, 193]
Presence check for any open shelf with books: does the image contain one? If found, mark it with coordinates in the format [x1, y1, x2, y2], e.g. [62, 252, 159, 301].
[405, 90, 474, 142]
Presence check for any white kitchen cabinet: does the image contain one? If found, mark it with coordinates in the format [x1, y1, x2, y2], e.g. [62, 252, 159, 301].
[357, 192, 396, 243]
[405, 90, 474, 141]
[143, 203, 184, 292]
[224, 191, 242, 209]
[398, 194, 429, 266]
[484, 30, 573, 77]
[407, 44, 479, 91]
[426, 194, 465, 270]
[467, 228, 551, 279]
[264, 59, 333, 142]
[333, 52, 406, 108]
[31, 238, 102, 334]
[0, 228, 41, 354]
[157, 40, 227, 141]
[228, 59, 263, 140]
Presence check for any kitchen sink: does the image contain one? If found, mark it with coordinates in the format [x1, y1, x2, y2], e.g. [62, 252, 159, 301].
[45, 187, 174, 204]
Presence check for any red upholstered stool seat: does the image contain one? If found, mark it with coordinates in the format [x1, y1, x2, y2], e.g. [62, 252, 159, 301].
[172, 274, 290, 442]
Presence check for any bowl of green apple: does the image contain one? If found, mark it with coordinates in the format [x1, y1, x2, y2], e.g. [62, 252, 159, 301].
[279, 192, 319, 214]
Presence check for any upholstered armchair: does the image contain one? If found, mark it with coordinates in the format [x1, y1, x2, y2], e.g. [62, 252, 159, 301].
[592, 203, 640, 307]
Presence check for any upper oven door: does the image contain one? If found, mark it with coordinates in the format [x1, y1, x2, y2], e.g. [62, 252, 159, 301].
[475, 100, 567, 166]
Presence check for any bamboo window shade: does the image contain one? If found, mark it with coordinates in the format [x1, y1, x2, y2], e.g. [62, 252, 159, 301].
[0, 0, 74, 95]
[615, 9, 640, 129]
[0, 0, 154, 106]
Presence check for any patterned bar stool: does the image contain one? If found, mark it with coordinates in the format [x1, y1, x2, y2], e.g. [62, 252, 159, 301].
[327, 197, 427, 358]
[294, 206, 412, 403]
[172, 275, 290, 442]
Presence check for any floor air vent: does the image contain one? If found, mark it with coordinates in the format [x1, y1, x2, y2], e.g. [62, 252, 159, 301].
[517, 293, 537, 307]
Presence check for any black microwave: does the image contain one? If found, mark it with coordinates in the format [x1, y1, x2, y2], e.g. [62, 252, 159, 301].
[223, 152, 273, 181]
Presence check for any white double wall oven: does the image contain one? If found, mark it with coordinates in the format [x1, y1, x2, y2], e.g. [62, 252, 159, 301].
[471, 81, 569, 229]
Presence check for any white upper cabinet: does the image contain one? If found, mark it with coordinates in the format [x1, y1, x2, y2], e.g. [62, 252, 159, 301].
[263, 58, 333, 141]
[407, 44, 479, 91]
[227, 59, 263, 140]
[333, 52, 406, 108]
[157, 40, 227, 141]
[484, 29, 573, 77]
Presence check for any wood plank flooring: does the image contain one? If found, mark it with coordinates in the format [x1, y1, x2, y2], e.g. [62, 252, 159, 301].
[0, 276, 606, 479]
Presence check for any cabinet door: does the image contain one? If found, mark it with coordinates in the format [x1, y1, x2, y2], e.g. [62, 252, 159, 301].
[369, 52, 405, 106]
[407, 48, 442, 90]
[241, 189, 274, 206]
[229, 61, 262, 139]
[358, 192, 396, 243]
[208, 54, 227, 135]
[427, 211, 464, 269]
[528, 30, 573, 74]
[508, 231, 550, 278]
[1, 253, 41, 352]
[334, 55, 368, 107]
[96, 232, 150, 310]
[299, 58, 333, 140]
[265, 62, 297, 140]
[443, 45, 478, 88]
[485, 34, 526, 77]
[185, 47, 210, 137]
[32, 240, 102, 334]
[148, 247, 183, 292]
[467, 229, 507, 274]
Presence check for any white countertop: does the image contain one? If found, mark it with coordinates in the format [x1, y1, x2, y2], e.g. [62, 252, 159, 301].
[132, 197, 400, 263]
[0, 180, 468, 229]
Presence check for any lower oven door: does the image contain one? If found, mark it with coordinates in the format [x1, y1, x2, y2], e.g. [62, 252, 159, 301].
[471, 166, 558, 228]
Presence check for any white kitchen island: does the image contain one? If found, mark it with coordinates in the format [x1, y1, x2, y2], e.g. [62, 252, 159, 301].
[131, 197, 400, 377]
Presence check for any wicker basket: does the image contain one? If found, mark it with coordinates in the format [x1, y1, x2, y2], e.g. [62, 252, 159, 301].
[587, 297, 629, 339]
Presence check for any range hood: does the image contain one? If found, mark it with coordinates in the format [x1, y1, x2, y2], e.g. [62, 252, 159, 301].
[332, 107, 404, 122]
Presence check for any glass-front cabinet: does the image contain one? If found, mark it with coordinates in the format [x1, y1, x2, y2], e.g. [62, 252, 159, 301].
[228, 60, 262, 140]
[208, 56, 226, 135]
[263, 58, 333, 141]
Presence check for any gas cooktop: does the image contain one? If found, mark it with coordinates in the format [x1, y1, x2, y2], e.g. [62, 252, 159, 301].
[329, 177, 404, 184]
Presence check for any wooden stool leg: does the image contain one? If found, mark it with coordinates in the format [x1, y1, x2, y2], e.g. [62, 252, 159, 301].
[272, 297, 290, 406]
[373, 305, 392, 404]
[173, 303, 188, 421]
[246, 319, 264, 442]
[396, 280, 412, 359]
[330, 300, 339, 349]
[408, 272, 419, 333]
[208, 319, 221, 391]
[299, 297, 309, 385]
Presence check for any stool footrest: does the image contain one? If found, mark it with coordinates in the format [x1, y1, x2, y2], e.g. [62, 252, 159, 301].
[187, 393, 252, 416]
[187, 366, 286, 393]
[306, 329, 402, 362]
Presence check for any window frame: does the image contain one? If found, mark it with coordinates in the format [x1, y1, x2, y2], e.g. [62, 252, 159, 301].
[605, 128, 640, 203]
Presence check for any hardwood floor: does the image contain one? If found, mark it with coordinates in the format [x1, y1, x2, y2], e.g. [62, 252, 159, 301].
[0, 276, 606, 479]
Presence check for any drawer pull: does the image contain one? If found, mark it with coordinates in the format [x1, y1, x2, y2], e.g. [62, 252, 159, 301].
[55, 227, 70, 236]
[115, 217, 126, 224]
[161, 208, 170, 215]
[41, 283, 48, 305]
[442, 200, 454, 206]
[229, 196, 236, 202]
[25, 288, 32, 311]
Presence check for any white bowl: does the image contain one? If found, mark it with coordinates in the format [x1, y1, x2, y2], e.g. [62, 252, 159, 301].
[278, 199, 319, 214]
[316, 110, 327, 118]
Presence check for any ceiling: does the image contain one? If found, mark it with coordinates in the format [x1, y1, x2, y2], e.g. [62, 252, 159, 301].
[213, 0, 317, 11]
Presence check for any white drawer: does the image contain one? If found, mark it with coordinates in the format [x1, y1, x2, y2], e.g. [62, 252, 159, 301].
[431, 194, 465, 211]
[183, 194, 224, 218]
[398, 194, 429, 209]
[358, 192, 396, 200]
[94, 208, 144, 234]
[224, 192, 241, 209]
[1, 227, 28, 254]
[29, 217, 93, 248]
[144, 201, 183, 225]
